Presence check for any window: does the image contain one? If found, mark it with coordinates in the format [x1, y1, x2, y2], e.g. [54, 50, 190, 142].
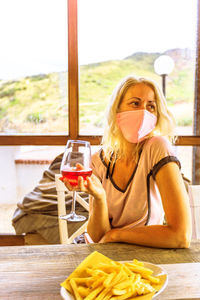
[0, 0, 68, 134]
[0, 0, 200, 184]
[78, 0, 197, 136]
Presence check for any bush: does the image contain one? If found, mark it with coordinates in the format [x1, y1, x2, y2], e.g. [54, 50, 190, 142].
[26, 112, 46, 124]
[177, 116, 193, 126]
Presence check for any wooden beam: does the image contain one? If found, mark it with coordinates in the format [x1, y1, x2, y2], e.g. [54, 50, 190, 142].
[68, 0, 79, 139]
[0, 134, 200, 146]
[0, 135, 70, 146]
[0, 234, 25, 246]
[192, 0, 200, 184]
[175, 135, 200, 146]
[0, 134, 102, 145]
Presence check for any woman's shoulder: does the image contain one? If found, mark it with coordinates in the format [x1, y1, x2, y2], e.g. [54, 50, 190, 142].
[92, 148, 106, 167]
[92, 148, 109, 165]
[91, 148, 107, 179]
[92, 149, 101, 162]
[142, 136, 175, 164]
[144, 135, 172, 150]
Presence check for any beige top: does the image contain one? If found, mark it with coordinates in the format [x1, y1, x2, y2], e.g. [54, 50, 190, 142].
[91, 136, 180, 229]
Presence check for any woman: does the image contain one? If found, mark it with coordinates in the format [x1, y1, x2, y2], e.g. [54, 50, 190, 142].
[63, 75, 192, 248]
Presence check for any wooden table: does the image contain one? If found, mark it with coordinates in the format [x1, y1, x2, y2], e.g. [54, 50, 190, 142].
[0, 240, 200, 300]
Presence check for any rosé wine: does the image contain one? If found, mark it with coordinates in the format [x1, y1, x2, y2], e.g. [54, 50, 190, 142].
[62, 168, 92, 186]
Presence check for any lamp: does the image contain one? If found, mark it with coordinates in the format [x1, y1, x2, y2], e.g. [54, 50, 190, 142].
[154, 55, 174, 96]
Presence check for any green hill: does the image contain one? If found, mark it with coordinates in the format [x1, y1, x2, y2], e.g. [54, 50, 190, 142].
[0, 48, 195, 133]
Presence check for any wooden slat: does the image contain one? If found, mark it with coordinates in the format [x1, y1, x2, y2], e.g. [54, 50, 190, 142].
[68, 0, 79, 139]
[159, 263, 200, 300]
[188, 185, 200, 239]
[0, 134, 70, 146]
[0, 134, 200, 146]
[174, 135, 200, 146]
[1, 241, 200, 263]
[0, 234, 25, 246]
[192, 0, 200, 184]
[0, 134, 102, 145]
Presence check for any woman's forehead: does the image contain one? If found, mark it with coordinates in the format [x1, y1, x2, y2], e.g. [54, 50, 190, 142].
[124, 83, 156, 100]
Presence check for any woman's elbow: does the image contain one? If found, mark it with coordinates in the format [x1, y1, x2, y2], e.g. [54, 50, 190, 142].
[173, 227, 192, 248]
[177, 233, 191, 248]
[86, 224, 101, 243]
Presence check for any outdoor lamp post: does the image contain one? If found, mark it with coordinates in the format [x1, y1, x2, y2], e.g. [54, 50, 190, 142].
[154, 55, 174, 96]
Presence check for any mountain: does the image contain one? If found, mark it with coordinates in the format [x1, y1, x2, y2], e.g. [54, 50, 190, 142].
[0, 48, 194, 132]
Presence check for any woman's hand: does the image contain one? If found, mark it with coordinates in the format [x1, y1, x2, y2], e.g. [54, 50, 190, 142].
[99, 229, 120, 243]
[61, 163, 110, 242]
[61, 163, 106, 201]
[79, 174, 106, 201]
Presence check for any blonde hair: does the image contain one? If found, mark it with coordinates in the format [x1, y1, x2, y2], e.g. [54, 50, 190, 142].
[102, 75, 176, 161]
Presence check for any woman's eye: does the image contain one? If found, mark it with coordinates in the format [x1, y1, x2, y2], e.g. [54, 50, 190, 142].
[131, 101, 140, 107]
[148, 105, 156, 111]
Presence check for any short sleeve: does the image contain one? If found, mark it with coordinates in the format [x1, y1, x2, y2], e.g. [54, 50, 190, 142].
[91, 150, 105, 182]
[145, 136, 181, 179]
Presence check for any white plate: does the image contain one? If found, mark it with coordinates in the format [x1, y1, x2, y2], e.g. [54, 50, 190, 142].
[60, 261, 168, 299]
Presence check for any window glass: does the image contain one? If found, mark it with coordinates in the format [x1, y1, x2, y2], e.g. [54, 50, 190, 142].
[174, 146, 193, 181]
[0, 0, 68, 134]
[78, 0, 197, 136]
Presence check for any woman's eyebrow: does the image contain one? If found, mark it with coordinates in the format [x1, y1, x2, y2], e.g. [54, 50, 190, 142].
[147, 100, 156, 103]
[127, 97, 156, 103]
[127, 96, 141, 101]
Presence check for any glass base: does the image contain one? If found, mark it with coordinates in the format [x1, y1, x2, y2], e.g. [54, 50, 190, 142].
[60, 212, 86, 222]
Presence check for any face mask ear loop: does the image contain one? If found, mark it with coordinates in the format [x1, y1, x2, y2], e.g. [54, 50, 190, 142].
[106, 152, 114, 179]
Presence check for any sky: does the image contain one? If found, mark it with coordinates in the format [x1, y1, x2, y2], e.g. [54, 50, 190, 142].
[0, 0, 197, 80]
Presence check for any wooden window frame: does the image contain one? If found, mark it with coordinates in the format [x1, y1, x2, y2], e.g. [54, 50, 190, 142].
[0, 0, 200, 180]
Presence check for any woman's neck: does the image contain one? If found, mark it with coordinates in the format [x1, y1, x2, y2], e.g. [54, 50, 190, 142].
[123, 140, 137, 156]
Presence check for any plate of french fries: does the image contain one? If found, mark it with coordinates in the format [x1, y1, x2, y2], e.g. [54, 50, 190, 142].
[60, 251, 168, 300]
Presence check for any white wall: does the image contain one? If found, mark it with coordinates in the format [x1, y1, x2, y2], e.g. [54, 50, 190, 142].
[16, 163, 48, 202]
[0, 146, 18, 204]
[0, 146, 51, 204]
[0, 145, 101, 205]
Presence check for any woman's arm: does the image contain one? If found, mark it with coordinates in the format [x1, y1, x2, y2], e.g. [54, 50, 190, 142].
[100, 162, 192, 248]
[83, 175, 111, 242]
[62, 168, 111, 242]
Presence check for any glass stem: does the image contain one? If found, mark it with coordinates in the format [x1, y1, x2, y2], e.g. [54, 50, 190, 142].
[71, 191, 76, 215]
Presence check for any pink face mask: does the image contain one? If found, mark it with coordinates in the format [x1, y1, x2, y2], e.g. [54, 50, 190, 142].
[116, 109, 157, 143]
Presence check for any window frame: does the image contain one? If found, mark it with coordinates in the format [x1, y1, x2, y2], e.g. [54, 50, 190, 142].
[0, 0, 200, 179]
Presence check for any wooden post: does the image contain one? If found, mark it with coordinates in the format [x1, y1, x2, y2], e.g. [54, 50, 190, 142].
[68, 0, 79, 139]
[161, 74, 167, 96]
[192, 0, 200, 184]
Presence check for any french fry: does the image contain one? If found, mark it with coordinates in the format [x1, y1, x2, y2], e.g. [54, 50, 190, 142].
[60, 251, 166, 300]
[144, 274, 161, 284]
[84, 285, 104, 300]
[110, 290, 135, 300]
[96, 262, 122, 273]
[77, 286, 91, 298]
[103, 272, 116, 288]
[132, 259, 144, 266]
[122, 265, 136, 277]
[124, 263, 153, 277]
[112, 288, 127, 295]
[95, 270, 126, 300]
[136, 281, 155, 295]
[70, 278, 82, 300]
[114, 278, 135, 290]
[103, 291, 113, 300]
[96, 286, 113, 300]
[73, 277, 94, 286]
[91, 275, 106, 289]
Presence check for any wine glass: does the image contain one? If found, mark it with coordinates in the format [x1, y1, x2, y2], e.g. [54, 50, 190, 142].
[60, 140, 92, 222]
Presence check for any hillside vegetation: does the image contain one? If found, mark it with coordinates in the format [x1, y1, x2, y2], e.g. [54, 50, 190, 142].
[0, 48, 195, 133]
